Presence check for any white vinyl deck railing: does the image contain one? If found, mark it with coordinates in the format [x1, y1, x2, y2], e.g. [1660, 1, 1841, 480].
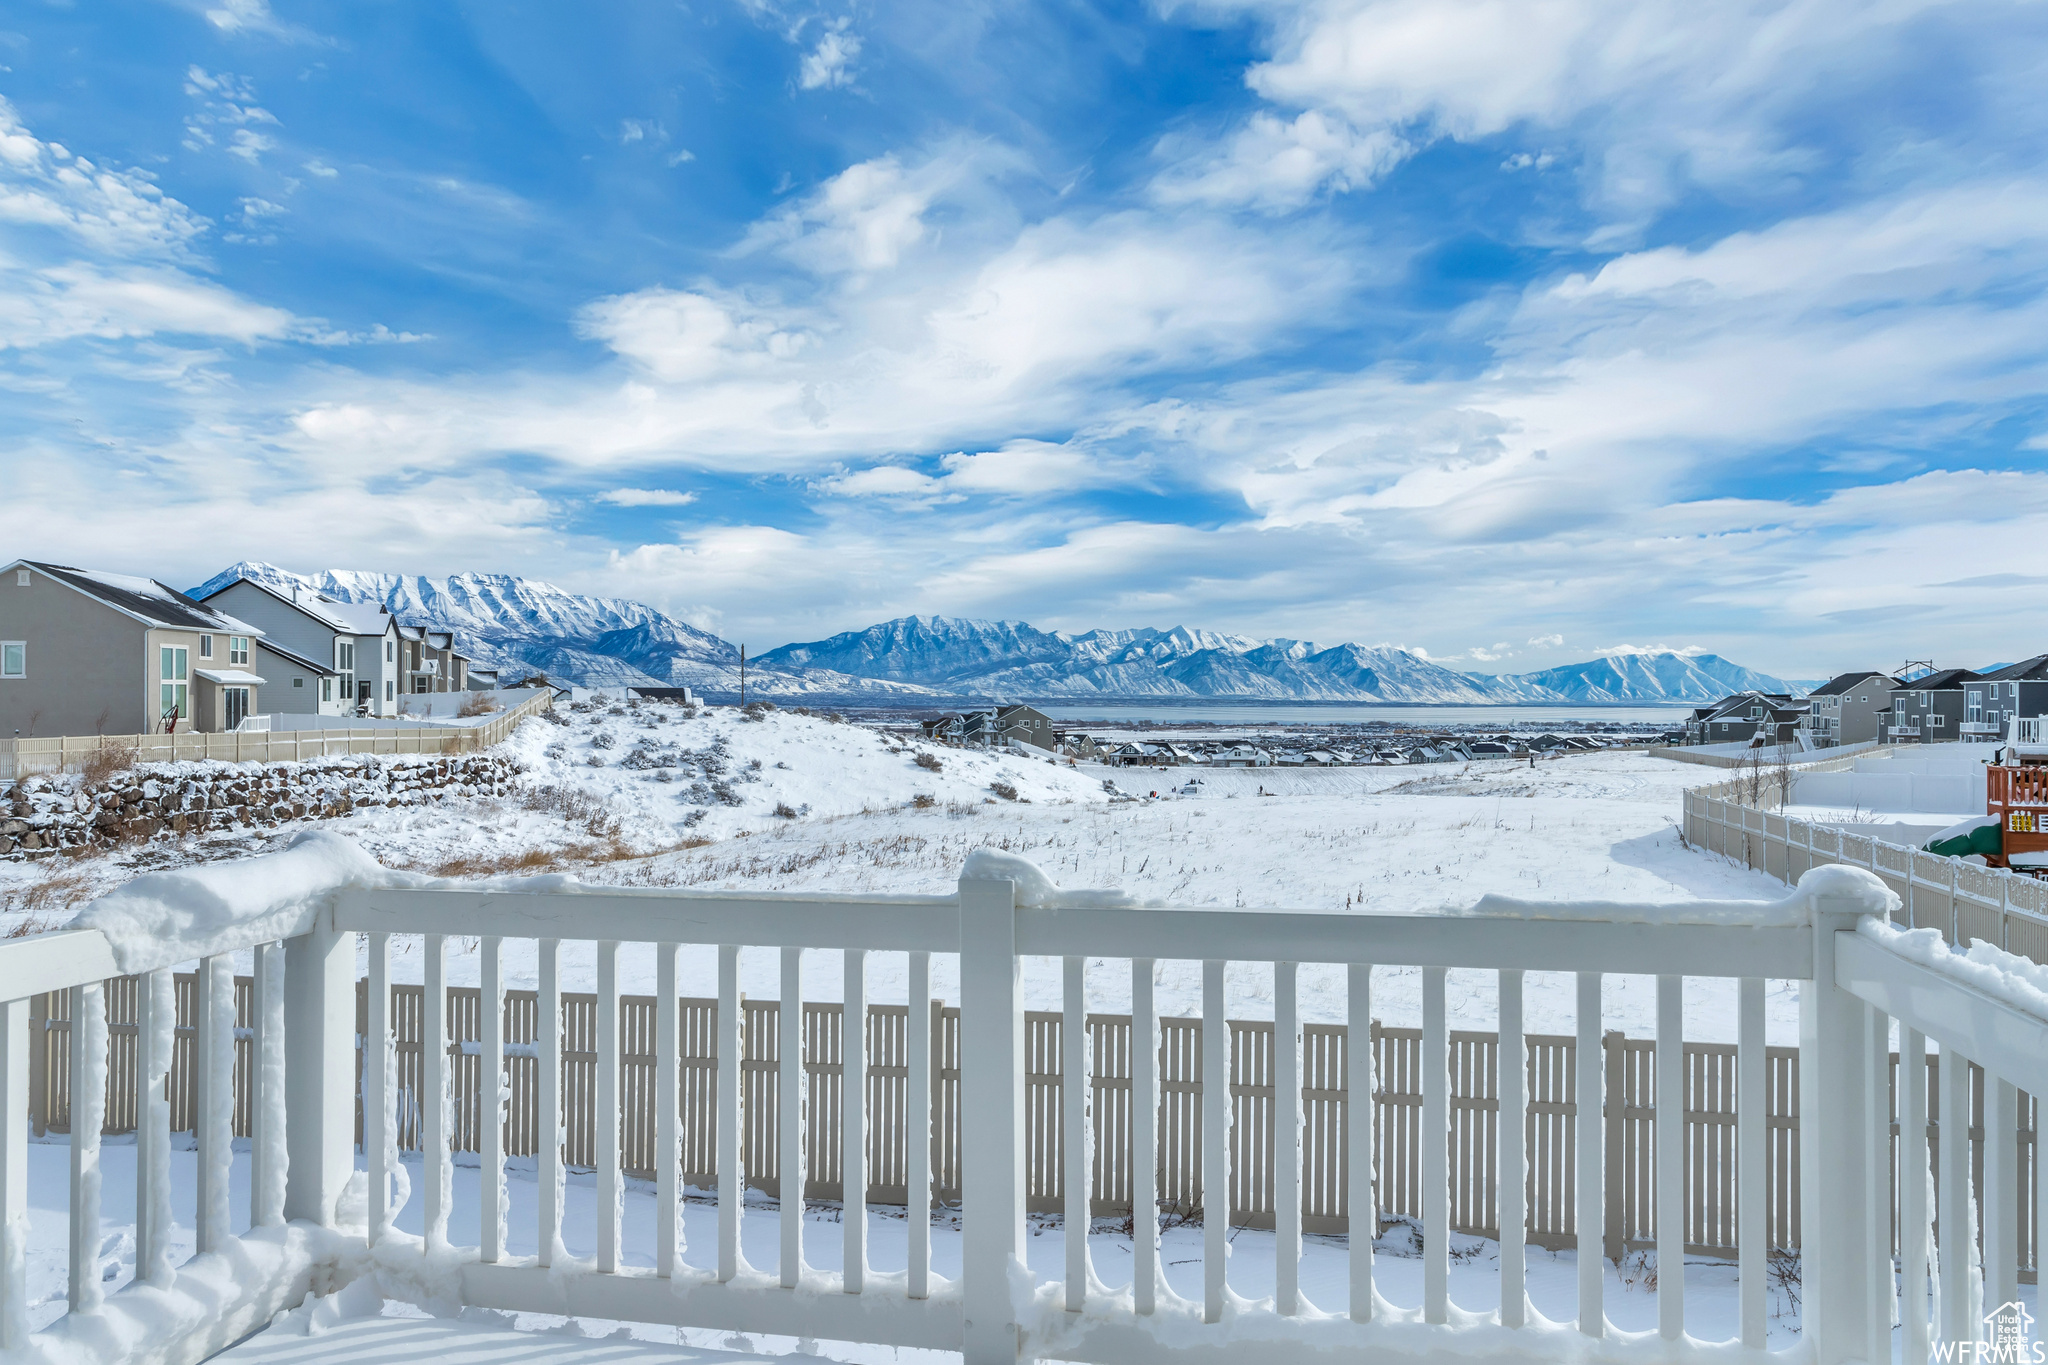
[0, 860, 2041, 1363]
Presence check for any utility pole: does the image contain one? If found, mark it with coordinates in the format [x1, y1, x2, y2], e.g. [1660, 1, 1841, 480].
[740, 645, 747, 708]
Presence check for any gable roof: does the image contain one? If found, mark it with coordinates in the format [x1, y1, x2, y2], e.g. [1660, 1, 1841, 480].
[1809, 671, 1891, 697]
[15, 561, 264, 635]
[199, 574, 394, 637]
[1972, 654, 2048, 683]
[253, 638, 339, 676]
[1897, 668, 1979, 691]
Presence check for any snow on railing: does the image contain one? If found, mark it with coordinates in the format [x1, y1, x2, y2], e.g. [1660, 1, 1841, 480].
[0, 840, 2031, 1364]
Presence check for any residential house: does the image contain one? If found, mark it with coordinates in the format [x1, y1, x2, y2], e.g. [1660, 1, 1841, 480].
[1209, 745, 1272, 768]
[1690, 692, 1807, 747]
[923, 704, 1060, 752]
[252, 639, 343, 717]
[1803, 671, 1900, 748]
[197, 576, 407, 717]
[1886, 668, 1979, 743]
[394, 625, 471, 699]
[0, 560, 270, 736]
[1962, 656, 2048, 743]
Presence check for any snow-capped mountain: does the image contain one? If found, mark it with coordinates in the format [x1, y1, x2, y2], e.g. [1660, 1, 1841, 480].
[757, 615, 1804, 703]
[187, 562, 935, 699]
[1477, 653, 1806, 704]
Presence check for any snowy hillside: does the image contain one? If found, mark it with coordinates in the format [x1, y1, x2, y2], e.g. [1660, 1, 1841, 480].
[758, 615, 1800, 703]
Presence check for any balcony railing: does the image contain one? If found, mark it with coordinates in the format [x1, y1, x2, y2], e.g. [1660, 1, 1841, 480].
[3, 841, 2043, 1363]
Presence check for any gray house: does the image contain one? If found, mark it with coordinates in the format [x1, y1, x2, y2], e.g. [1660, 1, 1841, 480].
[1962, 655, 2048, 742]
[1690, 691, 1805, 746]
[253, 639, 342, 716]
[198, 576, 406, 717]
[1886, 668, 1979, 743]
[1803, 671, 1900, 748]
[0, 560, 269, 737]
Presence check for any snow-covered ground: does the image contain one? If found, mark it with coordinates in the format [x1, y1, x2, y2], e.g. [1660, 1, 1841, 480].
[2, 711, 1798, 1040]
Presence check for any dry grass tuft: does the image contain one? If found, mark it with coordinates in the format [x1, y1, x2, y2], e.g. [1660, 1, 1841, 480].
[914, 752, 944, 773]
[78, 739, 139, 790]
[457, 691, 499, 718]
[519, 783, 623, 839]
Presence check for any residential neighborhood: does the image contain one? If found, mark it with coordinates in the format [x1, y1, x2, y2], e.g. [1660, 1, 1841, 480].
[0, 560, 487, 739]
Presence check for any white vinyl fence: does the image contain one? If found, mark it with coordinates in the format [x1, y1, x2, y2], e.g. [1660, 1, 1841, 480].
[0, 689, 552, 780]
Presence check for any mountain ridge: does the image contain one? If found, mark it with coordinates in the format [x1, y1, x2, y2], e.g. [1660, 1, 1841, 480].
[188, 566, 1805, 704]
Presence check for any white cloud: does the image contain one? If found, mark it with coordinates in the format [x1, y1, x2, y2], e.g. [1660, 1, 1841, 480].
[183, 67, 281, 165]
[817, 466, 941, 497]
[1152, 109, 1406, 212]
[573, 287, 813, 382]
[1527, 633, 1564, 648]
[599, 488, 698, 506]
[302, 159, 338, 178]
[798, 19, 861, 90]
[1466, 642, 1513, 662]
[619, 119, 665, 145]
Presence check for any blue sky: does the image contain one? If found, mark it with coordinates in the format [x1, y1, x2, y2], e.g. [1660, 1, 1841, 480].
[3, 0, 2047, 673]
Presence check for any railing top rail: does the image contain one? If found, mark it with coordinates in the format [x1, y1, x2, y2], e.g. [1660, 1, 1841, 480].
[1838, 920, 2048, 1099]
[0, 927, 118, 1004]
[337, 881, 1819, 978]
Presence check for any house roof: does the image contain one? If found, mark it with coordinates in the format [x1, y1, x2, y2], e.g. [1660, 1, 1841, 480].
[199, 575, 395, 637]
[1809, 671, 1891, 697]
[1972, 655, 2048, 683]
[1898, 668, 1979, 691]
[194, 667, 267, 686]
[254, 638, 339, 676]
[16, 561, 265, 636]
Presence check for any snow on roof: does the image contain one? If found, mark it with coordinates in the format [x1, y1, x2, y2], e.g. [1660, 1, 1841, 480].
[21, 561, 266, 636]
[194, 667, 267, 686]
[298, 591, 393, 637]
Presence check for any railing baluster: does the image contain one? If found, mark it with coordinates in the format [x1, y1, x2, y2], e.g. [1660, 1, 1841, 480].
[1422, 965, 1450, 1323]
[1347, 962, 1372, 1323]
[539, 937, 562, 1267]
[135, 969, 171, 1284]
[67, 982, 105, 1312]
[252, 942, 285, 1228]
[1499, 968, 1525, 1328]
[1867, 1005, 1897, 1359]
[424, 935, 449, 1248]
[1985, 1074, 2018, 1318]
[1202, 957, 1227, 1324]
[1899, 1026, 1930, 1365]
[1275, 960, 1301, 1316]
[908, 949, 931, 1300]
[0, 992, 26, 1346]
[597, 939, 620, 1274]
[717, 943, 742, 1283]
[1656, 974, 1683, 1339]
[1063, 954, 1089, 1312]
[1133, 957, 1158, 1317]
[780, 945, 805, 1288]
[844, 947, 867, 1295]
[656, 940, 679, 1279]
[1938, 1044, 1975, 1347]
[481, 935, 505, 1264]
[1738, 977, 1768, 1349]
[195, 958, 230, 1257]
[368, 932, 392, 1246]
[1576, 971, 1604, 1337]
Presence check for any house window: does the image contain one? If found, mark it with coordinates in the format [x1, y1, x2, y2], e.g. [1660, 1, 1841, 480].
[0, 642, 22, 678]
[229, 636, 249, 666]
[385, 681, 394, 702]
[293, 677, 304, 688]
[386, 640, 394, 663]
[159, 645, 189, 725]
[199, 635, 213, 659]
[1931, 715, 1944, 727]
[321, 678, 332, 702]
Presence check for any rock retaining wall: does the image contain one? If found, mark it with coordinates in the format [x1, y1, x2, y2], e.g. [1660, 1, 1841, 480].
[0, 753, 522, 857]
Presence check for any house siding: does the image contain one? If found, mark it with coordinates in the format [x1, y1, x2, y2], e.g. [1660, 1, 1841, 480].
[0, 569, 145, 737]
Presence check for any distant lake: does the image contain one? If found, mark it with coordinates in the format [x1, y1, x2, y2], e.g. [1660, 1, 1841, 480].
[1030, 702, 1692, 727]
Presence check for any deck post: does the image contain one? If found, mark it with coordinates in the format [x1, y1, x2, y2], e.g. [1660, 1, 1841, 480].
[284, 923, 357, 1226]
[959, 874, 1023, 1365]
[1803, 881, 1880, 1365]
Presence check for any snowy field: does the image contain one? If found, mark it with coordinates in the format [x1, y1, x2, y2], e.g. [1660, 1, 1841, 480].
[2, 706, 1799, 1041]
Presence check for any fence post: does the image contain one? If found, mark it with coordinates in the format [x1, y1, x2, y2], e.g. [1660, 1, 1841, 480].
[283, 921, 357, 1226]
[958, 874, 1023, 1365]
[1801, 871, 1883, 1365]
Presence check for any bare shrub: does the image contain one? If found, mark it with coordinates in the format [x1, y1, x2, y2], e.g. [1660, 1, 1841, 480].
[911, 793, 937, 809]
[773, 802, 799, 819]
[989, 780, 1019, 801]
[914, 752, 944, 773]
[78, 739, 138, 790]
[457, 691, 499, 718]
[519, 784, 623, 839]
